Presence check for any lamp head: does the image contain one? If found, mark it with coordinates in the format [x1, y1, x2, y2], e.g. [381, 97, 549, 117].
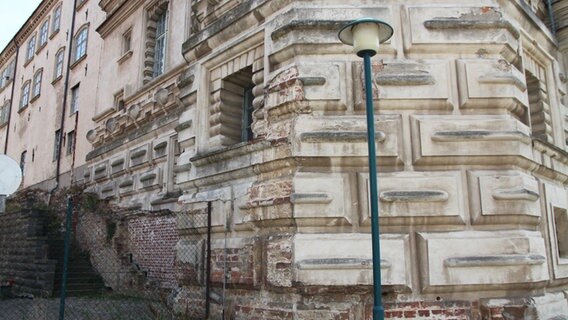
[338, 18, 393, 57]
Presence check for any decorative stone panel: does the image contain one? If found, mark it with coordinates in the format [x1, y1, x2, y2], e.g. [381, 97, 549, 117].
[129, 144, 150, 168]
[291, 173, 350, 226]
[468, 171, 541, 225]
[356, 60, 453, 110]
[293, 233, 411, 290]
[417, 231, 549, 291]
[293, 115, 403, 165]
[457, 59, 527, 117]
[404, 5, 519, 57]
[544, 183, 568, 279]
[411, 115, 533, 164]
[357, 171, 464, 226]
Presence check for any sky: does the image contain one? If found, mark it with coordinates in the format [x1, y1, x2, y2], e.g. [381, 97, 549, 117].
[0, 0, 42, 52]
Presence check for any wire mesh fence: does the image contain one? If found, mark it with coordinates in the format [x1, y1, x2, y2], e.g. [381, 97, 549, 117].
[0, 195, 211, 320]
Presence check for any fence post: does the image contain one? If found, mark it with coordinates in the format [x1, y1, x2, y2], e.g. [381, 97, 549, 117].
[205, 201, 212, 318]
[58, 197, 73, 320]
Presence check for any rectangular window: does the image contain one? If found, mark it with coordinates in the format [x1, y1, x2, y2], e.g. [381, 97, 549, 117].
[54, 130, 61, 161]
[122, 30, 132, 54]
[26, 35, 36, 61]
[33, 70, 42, 98]
[39, 20, 49, 47]
[153, 11, 168, 77]
[66, 131, 75, 155]
[242, 85, 254, 142]
[70, 85, 79, 113]
[20, 151, 27, 176]
[52, 5, 61, 34]
[20, 82, 30, 108]
[114, 90, 125, 111]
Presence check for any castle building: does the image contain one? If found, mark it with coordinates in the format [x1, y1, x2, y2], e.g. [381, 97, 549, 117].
[2, 0, 568, 318]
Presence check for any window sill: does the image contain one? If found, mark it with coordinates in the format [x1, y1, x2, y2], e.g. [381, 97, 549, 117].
[36, 43, 47, 55]
[29, 94, 40, 104]
[50, 29, 60, 39]
[23, 58, 33, 67]
[0, 122, 8, 129]
[117, 51, 132, 65]
[52, 75, 62, 85]
[70, 54, 87, 69]
[18, 105, 29, 114]
[76, 0, 88, 11]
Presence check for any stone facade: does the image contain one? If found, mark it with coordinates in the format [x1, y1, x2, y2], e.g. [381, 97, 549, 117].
[3, 0, 568, 318]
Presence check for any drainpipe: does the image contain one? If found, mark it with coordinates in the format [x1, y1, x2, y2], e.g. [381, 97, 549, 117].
[54, 0, 79, 189]
[3, 40, 19, 154]
[548, 0, 557, 36]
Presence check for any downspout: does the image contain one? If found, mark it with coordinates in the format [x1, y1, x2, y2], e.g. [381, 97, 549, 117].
[3, 40, 19, 154]
[54, 0, 79, 190]
[548, 0, 557, 36]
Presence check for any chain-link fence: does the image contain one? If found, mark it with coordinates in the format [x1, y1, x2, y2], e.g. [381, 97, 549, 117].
[0, 195, 211, 320]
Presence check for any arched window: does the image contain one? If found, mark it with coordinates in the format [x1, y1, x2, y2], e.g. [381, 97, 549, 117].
[54, 47, 65, 80]
[20, 81, 31, 108]
[73, 26, 89, 62]
[26, 34, 36, 61]
[39, 19, 49, 47]
[52, 4, 62, 34]
[32, 69, 43, 98]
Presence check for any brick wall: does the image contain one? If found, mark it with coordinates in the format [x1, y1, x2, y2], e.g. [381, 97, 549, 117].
[126, 212, 179, 288]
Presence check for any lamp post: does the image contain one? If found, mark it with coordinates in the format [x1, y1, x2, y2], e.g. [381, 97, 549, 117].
[338, 18, 393, 320]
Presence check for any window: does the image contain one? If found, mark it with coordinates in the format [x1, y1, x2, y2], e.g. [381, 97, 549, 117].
[73, 27, 88, 62]
[524, 66, 552, 142]
[70, 85, 79, 113]
[20, 81, 31, 108]
[26, 35, 36, 61]
[39, 20, 49, 47]
[122, 29, 132, 54]
[153, 11, 168, 77]
[52, 5, 61, 34]
[20, 151, 27, 176]
[114, 90, 125, 111]
[54, 130, 61, 161]
[66, 131, 75, 155]
[0, 100, 10, 125]
[54, 48, 65, 80]
[32, 69, 43, 98]
[218, 66, 255, 145]
[143, 2, 169, 83]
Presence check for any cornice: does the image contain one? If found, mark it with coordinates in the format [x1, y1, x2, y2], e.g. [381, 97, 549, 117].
[14, 0, 58, 46]
[96, 0, 145, 38]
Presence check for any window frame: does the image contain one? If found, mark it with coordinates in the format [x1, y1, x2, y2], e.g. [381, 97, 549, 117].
[20, 151, 27, 176]
[26, 34, 37, 61]
[66, 130, 75, 155]
[70, 84, 79, 114]
[52, 4, 62, 34]
[39, 19, 50, 48]
[32, 69, 43, 99]
[73, 26, 89, 63]
[20, 81, 31, 109]
[54, 47, 65, 81]
[54, 130, 61, 161]
[153, 10, 168, 78]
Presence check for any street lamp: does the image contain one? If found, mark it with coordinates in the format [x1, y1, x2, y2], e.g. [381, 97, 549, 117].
[338, 18, 393, 320]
